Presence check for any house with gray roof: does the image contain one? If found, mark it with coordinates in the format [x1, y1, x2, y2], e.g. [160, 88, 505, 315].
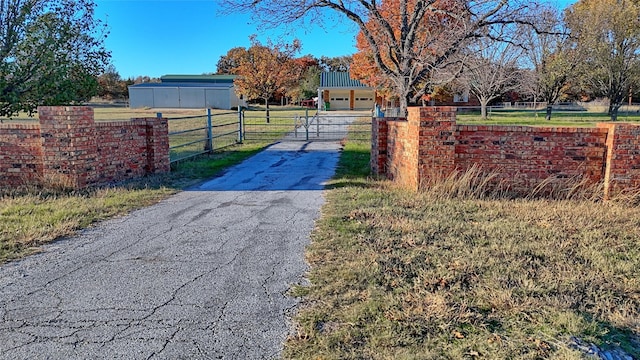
[128, 75, 246, 110]
[318, 72, 375, 111]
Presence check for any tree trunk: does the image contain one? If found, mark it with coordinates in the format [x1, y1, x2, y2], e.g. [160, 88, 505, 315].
[265, 98, 270, 123]
[610, 105, 619, 121]
[480, 98, 489, 120]
[545, 105, 553, 121]
[397, 77, 410, 117]
[399, 94, 409, 118]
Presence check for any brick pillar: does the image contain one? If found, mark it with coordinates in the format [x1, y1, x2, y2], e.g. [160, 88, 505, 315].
[371, 117, 388, 176]
[408, 107, 457, 189]
[38, 106, 98, 188]
[144, 117, 170, 173]
[598, 122, 640, 199]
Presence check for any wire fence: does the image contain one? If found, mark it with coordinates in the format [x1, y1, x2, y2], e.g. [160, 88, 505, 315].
[166, 109, 241, 163]
[241, 108, 313, 142]
[241, 108, 372, 142]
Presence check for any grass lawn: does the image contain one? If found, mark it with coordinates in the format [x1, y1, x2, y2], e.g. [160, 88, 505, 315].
[0, 141, 269, 263]
[458, 109, 640, 126]
[284, 139, 640, 358]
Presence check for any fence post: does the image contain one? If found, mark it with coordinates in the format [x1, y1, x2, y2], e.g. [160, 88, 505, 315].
[305, 108, 309, 141]
[316, 111, 320, 137]
[205, 108, 213, 152]
[238, 107, 244, 143]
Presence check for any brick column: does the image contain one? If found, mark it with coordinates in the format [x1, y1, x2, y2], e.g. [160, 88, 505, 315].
[38, 106, 98, 188]
[598, 122, 640, 199]
[371, 117, 388, 176]
[144, 117, 170, 173]
[409, 107, 457, 189]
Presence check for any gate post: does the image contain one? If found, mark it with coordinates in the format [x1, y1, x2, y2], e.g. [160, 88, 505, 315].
[238, 107, 244, 143]
[205, 108, 213, 152]
[305, 108, 309, 141]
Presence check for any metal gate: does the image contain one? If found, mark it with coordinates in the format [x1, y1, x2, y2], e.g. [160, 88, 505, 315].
[242, 109, 372, 142]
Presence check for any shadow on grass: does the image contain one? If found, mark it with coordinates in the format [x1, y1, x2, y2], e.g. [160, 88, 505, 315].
[135, 142, 271, 190]
[571, 313, 640, 358]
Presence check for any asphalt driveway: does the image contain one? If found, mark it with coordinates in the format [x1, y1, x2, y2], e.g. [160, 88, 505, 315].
[0, 141, 341, 359]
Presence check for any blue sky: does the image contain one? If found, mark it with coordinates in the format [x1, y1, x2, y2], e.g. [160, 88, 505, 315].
[95, 0, 575, 79]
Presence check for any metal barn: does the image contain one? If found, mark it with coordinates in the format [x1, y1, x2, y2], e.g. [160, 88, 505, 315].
[128, 75, 246, 110]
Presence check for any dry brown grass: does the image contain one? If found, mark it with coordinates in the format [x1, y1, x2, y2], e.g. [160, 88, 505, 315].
[285, 155, 640, 359]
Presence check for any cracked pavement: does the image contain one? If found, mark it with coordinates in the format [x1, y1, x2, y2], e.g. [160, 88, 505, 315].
[0, 141, 341, 359]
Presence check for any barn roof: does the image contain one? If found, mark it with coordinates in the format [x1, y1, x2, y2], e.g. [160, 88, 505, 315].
[319, 72, 371, 89]
[129, 82, 234, 89]
[160, 74, 237, 83]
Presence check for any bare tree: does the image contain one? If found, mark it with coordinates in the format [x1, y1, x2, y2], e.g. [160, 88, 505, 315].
[460, 38, 523, 119]
[220, 0, 541, 114]
[520, 6, 576, 120]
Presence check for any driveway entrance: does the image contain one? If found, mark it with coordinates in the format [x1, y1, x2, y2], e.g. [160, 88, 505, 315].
[0, 141, 341, 359]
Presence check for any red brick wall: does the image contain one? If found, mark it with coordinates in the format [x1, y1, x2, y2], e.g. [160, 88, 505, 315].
[371, 117, 388, 175]
[412, 107, 457, 188]
[456, 125, 608, 190]
[0, 124, 42, 185]
[0, 106, 169, 189]
[95, 120, 148, 184]
[372, 106, 640, 197]
[386, 119, 415, 187]
[598, 123, 640, 197]
[39, 106, 98, 188]
[143, 117, 170, 174]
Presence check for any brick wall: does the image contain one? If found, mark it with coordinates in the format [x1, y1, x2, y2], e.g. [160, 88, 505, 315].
[598, 123, 640, 198]
[0, 124, 42, 185]
[0, 106, 169, 189]
[372, 107, 640, 197]
[456, 125, 608, 191]
[371, 117, 388, 175]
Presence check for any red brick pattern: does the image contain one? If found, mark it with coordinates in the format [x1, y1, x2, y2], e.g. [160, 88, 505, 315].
[412, 107, 457, 188]
[39, 106, 98, 188]
[456, 125, 608, 190]
[371, 117, 388, 175]
[372, 107, 640, 197]
[0, 124, 42, 185]
[598, 123, 640, 197]
[0, 106, 170, 189]
[94, 120, 148, 184]
[386, 119, 413, 187]
[143, 118, 170, 174]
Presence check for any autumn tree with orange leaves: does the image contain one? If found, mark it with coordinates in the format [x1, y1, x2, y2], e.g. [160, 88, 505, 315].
[350, 0, 467, 105]
[286, 55, 320, 102]
[222, 0, 541, 114]
[232, 36, 301, 122]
